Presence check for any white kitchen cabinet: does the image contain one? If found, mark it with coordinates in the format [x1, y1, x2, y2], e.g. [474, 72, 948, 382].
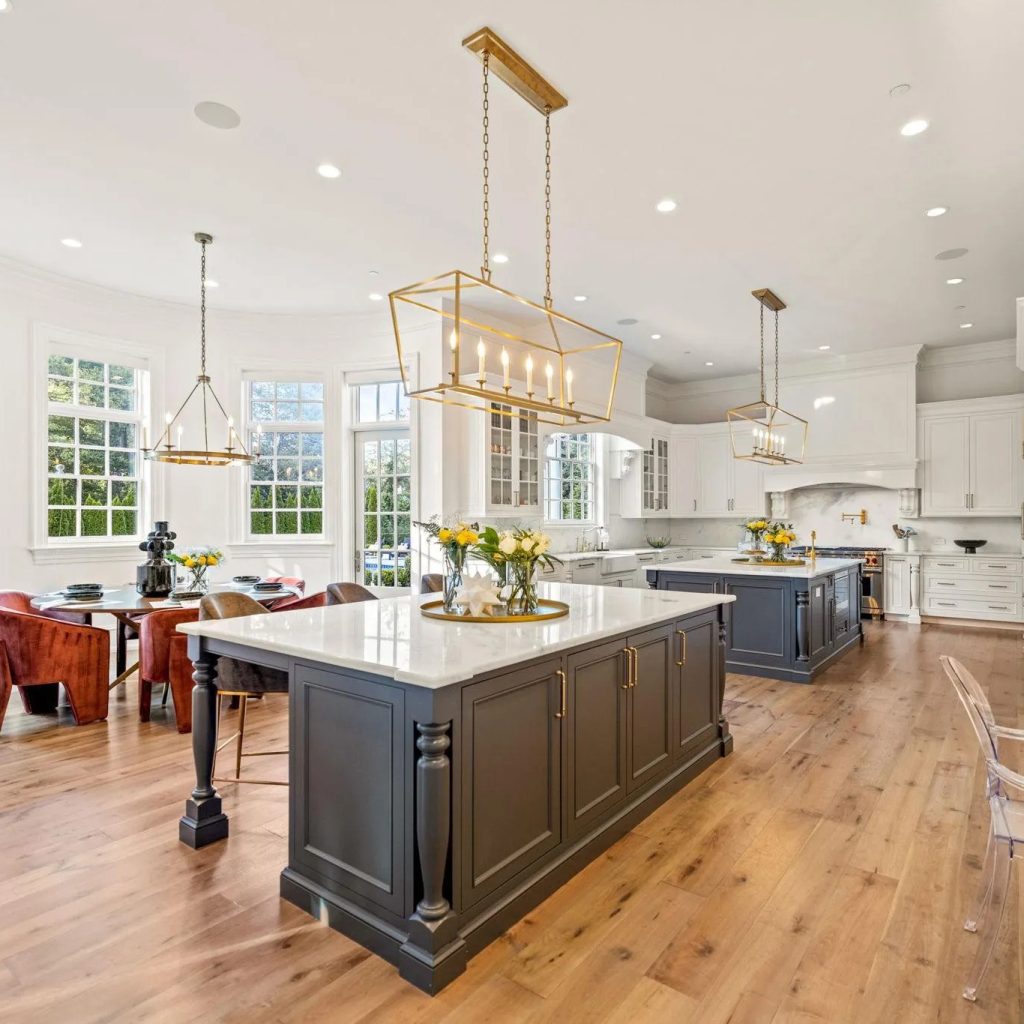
[918, 397, 1023, 517]
[464, 400, 541, 516]
[695, 431, 765, 518]
[620, 433, 670, 518]
[669, 436, 699, 516]
[885, 556, 913, 616]
[920, 555, 1024, 623]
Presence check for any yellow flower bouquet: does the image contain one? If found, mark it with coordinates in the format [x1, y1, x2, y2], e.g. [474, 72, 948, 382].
[167, 545, 225, 593]
[763, 523, 797, 561]
[415, 516, 480, 612]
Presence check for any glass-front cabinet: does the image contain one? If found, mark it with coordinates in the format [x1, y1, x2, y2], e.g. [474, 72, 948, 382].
[482, 402, 540, 514]
[621, 433, 670, 518]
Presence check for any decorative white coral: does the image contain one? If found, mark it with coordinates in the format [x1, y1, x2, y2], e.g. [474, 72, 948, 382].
[454, 572, 505, 617]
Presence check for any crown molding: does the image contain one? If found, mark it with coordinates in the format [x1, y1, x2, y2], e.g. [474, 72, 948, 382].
[918, 338, 1015, 368]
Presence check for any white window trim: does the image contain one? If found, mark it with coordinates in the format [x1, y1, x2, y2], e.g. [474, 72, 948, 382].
[228, 362, 333, 553]
[543, 431, 601, 527]
[30, 323, 165, 563]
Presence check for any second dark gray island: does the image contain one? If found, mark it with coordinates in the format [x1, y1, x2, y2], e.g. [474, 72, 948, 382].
[647, 557, 863, 683]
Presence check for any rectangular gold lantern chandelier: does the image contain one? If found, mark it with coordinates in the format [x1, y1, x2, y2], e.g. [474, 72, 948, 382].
[727, 288, 808, 465]
[389, 28, 622, 426]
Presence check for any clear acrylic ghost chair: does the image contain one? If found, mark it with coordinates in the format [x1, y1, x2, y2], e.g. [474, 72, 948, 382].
[940, 655, 1024, 1002]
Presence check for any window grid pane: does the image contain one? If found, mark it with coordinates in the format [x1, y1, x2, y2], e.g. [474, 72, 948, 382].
[247, 380, 325, 537]
[544, 433, 596, 523]
[46, 353, 143, 541]
[355, 380, 411, 425]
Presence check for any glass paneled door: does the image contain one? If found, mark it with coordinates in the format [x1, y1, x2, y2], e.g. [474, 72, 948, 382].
[357, 430, 411, 589]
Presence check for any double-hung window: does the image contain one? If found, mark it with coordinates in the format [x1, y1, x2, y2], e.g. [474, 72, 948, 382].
[245, 378, 325, 537]
[544, 433, 597, 523]
[45, 350, 146, 540]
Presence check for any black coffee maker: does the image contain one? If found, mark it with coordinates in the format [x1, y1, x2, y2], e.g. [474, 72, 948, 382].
[137, 521, 177, 597]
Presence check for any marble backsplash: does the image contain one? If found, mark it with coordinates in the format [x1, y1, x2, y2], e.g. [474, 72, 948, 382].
[667, 486, 1023, 554]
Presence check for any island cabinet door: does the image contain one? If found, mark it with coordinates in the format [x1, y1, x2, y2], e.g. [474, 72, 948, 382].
[565, 640, 629, 842]
[626, 624, 674, 793]
[659, 572, 722, 595]
[289, 665, 406, 916]
[460, 658, 563, 910]
[721, 577, 792, 672]
[673, 610, 718, 760]
[807, 577, 833, 659]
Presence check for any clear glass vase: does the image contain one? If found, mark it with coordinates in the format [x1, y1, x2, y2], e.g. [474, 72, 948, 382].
[507, 562, 539, 616]
[442, 547, 466, 613]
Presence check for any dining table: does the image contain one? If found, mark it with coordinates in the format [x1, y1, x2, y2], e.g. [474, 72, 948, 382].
[31, 582, 302, 692]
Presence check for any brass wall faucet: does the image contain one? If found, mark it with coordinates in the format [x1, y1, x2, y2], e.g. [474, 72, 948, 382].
[840, 509, 868, 525]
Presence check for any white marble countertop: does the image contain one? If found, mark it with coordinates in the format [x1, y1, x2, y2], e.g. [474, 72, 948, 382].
[649, 557, 864, 579]
[178, 582, 733, 689]
[898, 550, 1023, 558]
[553, 546, 687, 562]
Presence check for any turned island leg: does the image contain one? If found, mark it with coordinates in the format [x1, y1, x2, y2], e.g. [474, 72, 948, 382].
[399, 720, 466, 993]
[717, 610, 733, 755]
[179, 650, 228, 848]
[795, 590, 810, 663]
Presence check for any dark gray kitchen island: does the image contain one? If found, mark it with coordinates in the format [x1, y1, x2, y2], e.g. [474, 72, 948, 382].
[177, 582, 734, 994]
[647, 557, 863, 683]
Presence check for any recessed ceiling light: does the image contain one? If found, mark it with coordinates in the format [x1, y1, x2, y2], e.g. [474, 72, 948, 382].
[493, 253, 509, 264]
[946, 277, 964, 285]
[368, 269, 380, 277]
[705, 361, 714, 367]
[61, 238, 82, 248]
[573, 295, 587, 303]
[317, 163, 341, 179]
[935, 248, 968, 260]
[959, 322, 973, 329]
[818, 345, 831, 351]
[656, 198, 677, 213]
[650, 333, 661, 340]
[900, 118, 929, 137]
[193, 101, 241, 130]
[926, 206, 948, 217]
[203, 279, 219, 288]
[616, 318, 639, 326]
[368, 292, 383, 302]
[889, 83, 911, 98]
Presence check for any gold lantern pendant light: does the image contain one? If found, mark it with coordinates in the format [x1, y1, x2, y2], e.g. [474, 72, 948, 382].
[727, 288, 808, 465]
[143, 233, 253, 466]
[388, 28, 622, 425]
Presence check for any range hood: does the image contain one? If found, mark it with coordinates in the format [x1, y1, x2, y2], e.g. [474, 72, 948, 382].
[762, 461, 918, 492]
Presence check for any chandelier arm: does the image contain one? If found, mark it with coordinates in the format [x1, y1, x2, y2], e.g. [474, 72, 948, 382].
[544, 106, 552, 308]
[202, 381, 211, 454]
[205, 381, 251, 456]
[481, 51, 491, 282]
[157, 380, 202, 447]
[759, 302, 766, 404]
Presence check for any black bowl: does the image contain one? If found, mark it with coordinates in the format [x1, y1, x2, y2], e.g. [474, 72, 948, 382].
[954, 539, 987, 553]
[63, 591, 104, 602]
[232, 575, 261, 585]
[253, 581, 283, 592]
[66, 583, 103, 592]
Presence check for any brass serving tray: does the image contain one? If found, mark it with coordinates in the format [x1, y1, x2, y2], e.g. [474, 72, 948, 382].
[731, 558, 807, 566]
[420, 598, 570, 623]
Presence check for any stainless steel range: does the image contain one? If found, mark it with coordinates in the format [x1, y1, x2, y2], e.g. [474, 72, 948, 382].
[789, 546, 887, 619]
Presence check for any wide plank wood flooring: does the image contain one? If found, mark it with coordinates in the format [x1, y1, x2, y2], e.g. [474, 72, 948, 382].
[1, 621, 1022, 1023]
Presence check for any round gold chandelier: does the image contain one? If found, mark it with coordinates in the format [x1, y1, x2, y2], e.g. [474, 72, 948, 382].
[143, 232, 253, 467]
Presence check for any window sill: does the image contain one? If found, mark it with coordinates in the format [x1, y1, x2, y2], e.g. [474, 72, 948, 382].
[227, 540, 334, 558]
[31, 541, 141, 565]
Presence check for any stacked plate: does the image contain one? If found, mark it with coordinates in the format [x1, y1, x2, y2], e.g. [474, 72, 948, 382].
[253, 581, 283, 594]
[62, 583, 104, 602]
[232, 575, 261, 586]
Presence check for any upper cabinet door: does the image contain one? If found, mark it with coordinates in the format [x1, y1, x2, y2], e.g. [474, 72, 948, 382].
[920, 415, 970, 516]
[697, 434, 732, 515]
[670, 436, 699, 516]
[731, 457, 765, 518]
[970, 411, 1020, 515]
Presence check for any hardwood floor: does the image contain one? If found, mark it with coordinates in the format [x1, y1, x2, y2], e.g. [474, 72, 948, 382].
[1, 621, 1021, 1023]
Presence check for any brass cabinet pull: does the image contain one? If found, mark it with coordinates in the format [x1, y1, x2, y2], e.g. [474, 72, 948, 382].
[676, 629, 687, 667]
[555, 669, 567, 719]
[621, 648, 631, 690]
[629, 646, 639, 687]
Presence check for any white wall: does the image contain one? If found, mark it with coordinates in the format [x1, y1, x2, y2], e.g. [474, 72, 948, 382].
[0, 259, 414, 593]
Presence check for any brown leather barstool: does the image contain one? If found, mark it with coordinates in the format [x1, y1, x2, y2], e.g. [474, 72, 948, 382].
[325, 582, 379, 605]
[420, 574, 444, 594]
[200, 593, 289, 786]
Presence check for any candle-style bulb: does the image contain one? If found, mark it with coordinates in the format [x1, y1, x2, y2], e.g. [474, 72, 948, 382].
[165, 411, 173, 425]
[525, 354, 534, 394]
[449, 330, 458, 352]
[501, 347, 510, 389]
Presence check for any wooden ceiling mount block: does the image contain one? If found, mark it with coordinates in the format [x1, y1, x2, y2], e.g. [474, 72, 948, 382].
[462, 27, 568, 114]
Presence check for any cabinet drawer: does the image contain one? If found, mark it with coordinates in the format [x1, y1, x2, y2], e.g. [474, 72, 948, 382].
[924, 595, 1023, 620]
[922, 556, 969, 572]
[925, 575, 1023, 598]
[971, 558, 1023, 576]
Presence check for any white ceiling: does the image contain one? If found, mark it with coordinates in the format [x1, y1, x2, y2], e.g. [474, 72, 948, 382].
[1, 1, 1022, 381]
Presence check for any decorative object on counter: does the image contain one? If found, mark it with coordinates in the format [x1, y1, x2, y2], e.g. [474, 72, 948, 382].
[954, 539, 988, 554]
[892, 523, 918, 552]
[453, 573, 506, 617]
[841, 508, 869, 525]
[167, 546, 224, 594]
[727, 289, 808, 465]
[388, 27, 621, 427]
[741, 518, 769, 560]
[136, 520, 177, 597]
[763, 522, 800, 564]
[645, 535, 671, 549]
[141, 233, 253, 467]
[420, 596, 569, 624]
[415, 517, 480, 613]
[495, 527, 560, 615]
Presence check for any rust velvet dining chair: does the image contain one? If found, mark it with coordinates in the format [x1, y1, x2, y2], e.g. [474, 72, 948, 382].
[137, 607, 200, 733]
[0, 599, 109, 731]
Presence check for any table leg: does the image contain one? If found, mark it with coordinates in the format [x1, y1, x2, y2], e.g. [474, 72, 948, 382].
[112, 615, 130, 700]
[179, 651, 229, 848]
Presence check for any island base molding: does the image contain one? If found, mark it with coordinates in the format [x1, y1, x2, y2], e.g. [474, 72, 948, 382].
[279, 736, 727, 994]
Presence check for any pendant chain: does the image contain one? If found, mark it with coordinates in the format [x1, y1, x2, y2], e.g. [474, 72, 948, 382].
[774, 308, 780, 406]
[481, 51, 491, 281]
[759, 302, 765, 403]
[544, 106, 552, 308]
[200, 239, 207, 375]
